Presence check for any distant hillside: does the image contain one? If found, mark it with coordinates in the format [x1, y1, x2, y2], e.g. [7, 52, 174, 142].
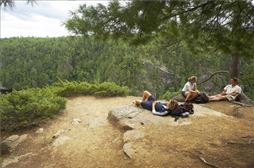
[0, 36, 253, 98]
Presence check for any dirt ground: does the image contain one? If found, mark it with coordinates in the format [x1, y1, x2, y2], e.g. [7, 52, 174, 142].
[1, 97, 254, 168]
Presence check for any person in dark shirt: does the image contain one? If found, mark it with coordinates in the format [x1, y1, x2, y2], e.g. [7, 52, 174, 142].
[133, 90, 177, 116]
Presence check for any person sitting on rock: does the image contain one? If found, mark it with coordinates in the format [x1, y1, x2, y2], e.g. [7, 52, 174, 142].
[133, 90, 177, 116]
[181, 76, 199, 102]
[209, 78, 242, 101]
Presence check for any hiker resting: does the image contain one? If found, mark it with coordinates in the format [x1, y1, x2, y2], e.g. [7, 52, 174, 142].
[133, 90, 177, 116]
[209, 78, 242, 101]
[181, 76, 199, 102]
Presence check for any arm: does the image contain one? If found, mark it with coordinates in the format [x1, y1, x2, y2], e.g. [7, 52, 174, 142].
[189, 90, 199, 93]
[221, 90, 227, 95]
[228, 87, 242, 96]
[152, 101, 169, 116]
[152, 101, 168, 116]
[229, 92, 238, 96]
[152, 101, 158, 112]
[222, 85, 229, 95]
[188, 83, 199, 93]
[152, 110, 169, 116]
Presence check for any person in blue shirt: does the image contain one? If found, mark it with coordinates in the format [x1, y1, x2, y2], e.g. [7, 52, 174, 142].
[133, 90, 177, 116]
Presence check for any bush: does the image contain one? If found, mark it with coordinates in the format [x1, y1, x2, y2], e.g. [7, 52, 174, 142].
[160, 90, 179, 100]
[55, 81, 129, 97]
[0, 89, 66, 131]
[0, 81, 128, 131]
[93, 82, 129, 97]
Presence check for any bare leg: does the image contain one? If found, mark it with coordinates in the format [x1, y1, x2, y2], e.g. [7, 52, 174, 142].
[142, 90, 152, 101]
[184, 91, 191, 102]
[133, 90, 152, 106]
[209, 94, 224, 101]
[209, 95, 227, 101]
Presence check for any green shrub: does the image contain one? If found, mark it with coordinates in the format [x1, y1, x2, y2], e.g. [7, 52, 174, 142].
[0, 81, 128, 131]
[92, 82, 129, 97]
[160, 90, 179, 100]
[0, 89, 66, 131]
[55, 82, 129, 97]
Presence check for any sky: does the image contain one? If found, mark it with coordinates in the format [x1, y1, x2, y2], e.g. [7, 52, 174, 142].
[1, 0, 109, 38]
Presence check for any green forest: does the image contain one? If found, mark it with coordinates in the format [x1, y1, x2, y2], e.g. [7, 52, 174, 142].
[0, 35, 253, 98]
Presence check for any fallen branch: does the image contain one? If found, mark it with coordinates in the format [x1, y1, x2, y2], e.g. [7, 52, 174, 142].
[226, 139, 254, 145]
[237, 92, 254, 105]
[199, 156, 220, 168]
[230, 101, 253, 107]
[198, 71, 229, 85]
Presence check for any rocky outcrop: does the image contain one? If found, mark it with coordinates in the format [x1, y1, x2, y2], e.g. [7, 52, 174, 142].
[52, 135, 71, 147]
[108, 104, 227, 159]
[143, 61, 174, 86]
[108, 105, 143, 130]
[1, 134, 28, 155]
[108, 105, 196, 130]
[71, 118, 82, 125]
[123, 130, 145, 143]
[35, 128, 44, 134]
[1, 152, 36, 168]
[52, 129, 65, 139]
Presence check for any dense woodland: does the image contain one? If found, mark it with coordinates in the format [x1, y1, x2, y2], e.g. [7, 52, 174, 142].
[0, 0, 254, 98]
[0, 36, 253, 98]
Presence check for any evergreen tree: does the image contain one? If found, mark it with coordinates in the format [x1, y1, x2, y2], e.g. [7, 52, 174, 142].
[65, 0, 254, 78]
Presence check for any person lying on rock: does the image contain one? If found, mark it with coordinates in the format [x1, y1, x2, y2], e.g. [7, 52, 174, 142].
[133, 90, 177, 116]
[209, 78, 242, 101]
[181, 76, 199, 102]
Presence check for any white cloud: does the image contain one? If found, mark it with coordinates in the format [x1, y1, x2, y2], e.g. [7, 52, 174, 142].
[1, 0, 109, 38]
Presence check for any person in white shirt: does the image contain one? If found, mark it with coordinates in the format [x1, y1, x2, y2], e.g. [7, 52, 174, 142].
[209, 78, 242, 101]
[181, 76, 199, 102]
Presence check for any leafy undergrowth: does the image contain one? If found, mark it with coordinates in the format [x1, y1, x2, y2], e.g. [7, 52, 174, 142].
[160, 90, 180, 100]
[51, 81, 129, 97]
[0, 82, 129, 131]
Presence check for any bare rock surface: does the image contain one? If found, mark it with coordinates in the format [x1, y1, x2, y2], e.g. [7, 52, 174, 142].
[1, 96, 254, 168]
[71, 118, 82, 125]
[123, 130, 145, 143]
[52, 135, 71, 147]
[108, 103, 234, 161]
[35, 128, 44, 134]
[108, 104, 226, 131]
[1, 134, 28, 155]
[1, 152, 36, 168]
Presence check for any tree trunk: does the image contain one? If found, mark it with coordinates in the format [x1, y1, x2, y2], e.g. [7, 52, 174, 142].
[230, 54, 241, 78]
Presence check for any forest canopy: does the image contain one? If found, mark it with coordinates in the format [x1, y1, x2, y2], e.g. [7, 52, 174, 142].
[0, 36, 253, 99]
[65, 0, 254, 78]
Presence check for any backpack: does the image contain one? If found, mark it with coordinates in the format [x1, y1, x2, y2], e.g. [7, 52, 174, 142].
[181, 102, 194, 114]
[194, 92, 209, 104]
[170, 102, 194, 116]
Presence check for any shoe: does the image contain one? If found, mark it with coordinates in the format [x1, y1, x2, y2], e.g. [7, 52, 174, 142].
[181, 112, 190, 117]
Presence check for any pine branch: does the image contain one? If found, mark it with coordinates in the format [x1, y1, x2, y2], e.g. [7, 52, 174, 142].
[198, 71, 229, 85]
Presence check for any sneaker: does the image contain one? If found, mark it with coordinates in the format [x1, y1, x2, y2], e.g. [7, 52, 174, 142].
[181, 112, 190, 117]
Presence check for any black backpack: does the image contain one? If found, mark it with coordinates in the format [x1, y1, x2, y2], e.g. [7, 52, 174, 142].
[170, 106, 184, 116]
[170, 102, 194, 116]
[194, 92, 209, 104]
[182, 101, 194, 114]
